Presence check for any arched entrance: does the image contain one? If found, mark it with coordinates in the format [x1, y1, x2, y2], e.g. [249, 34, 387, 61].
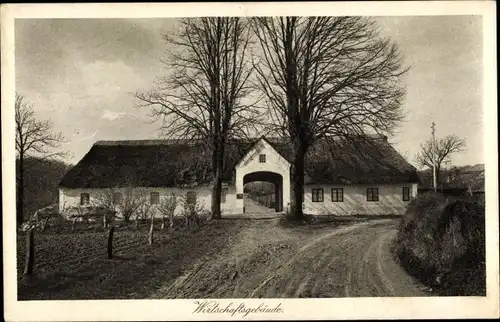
[234, 137, 291, 214]
[243, 171, 284, 212]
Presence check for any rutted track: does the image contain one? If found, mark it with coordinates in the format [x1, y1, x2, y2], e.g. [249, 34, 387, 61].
[156, 218, 428, 298]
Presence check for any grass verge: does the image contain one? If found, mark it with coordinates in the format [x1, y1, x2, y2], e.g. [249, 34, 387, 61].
[392, 192, 485, 296]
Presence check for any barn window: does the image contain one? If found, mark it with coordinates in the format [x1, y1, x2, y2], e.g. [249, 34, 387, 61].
[113, 192, 122, 205]
[331, 188, 344, 202]
[312, 188, 324, 202]
[402, 187, 410, 201]
[186, 191, 197, 205]
[150, 192, 160, 205]
[221, 188, 228, 204]
[367, 188, 379, 202]
[80, 193, 90, 206]
[259, 154, 266, 163]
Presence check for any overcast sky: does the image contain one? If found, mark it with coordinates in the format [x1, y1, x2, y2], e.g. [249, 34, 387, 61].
[15, 16, 483, 168]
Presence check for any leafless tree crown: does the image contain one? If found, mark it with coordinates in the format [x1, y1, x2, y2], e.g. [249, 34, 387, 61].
[416, 135, 466, 170]
[251, 17, 408, 147]
[15, 93, 68, 160]
[135, 17, 261, 147]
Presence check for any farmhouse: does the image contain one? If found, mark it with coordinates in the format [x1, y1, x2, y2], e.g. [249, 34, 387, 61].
[58, 135, 420, 216]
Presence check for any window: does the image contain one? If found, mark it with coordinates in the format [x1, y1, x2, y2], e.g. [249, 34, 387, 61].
[366, 188, 379, 202]
[186, 191, 197, 204]
[150, 192, 160, 205]
[331, 188, 344, 202]
[80, 193, 90, 206]
[221, 188, 228, 204]
[113, 192, 122, 205]
[259, 154, 266, 163]
[402, 187, 410, 201]
[312, 188, 324, 202]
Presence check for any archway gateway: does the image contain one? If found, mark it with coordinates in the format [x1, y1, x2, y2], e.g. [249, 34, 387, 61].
[243, 172, 284, 212]
[234, 137, 291, 214]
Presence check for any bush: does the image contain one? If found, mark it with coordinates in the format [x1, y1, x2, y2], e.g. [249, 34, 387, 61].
[179, 192, 207, 227]
[158, 193, 178, 229]
[393, 192, 485, 295]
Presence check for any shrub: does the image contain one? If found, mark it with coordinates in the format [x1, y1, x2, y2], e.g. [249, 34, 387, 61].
[158, 193, 178, 229]
[179, 192, 206, 227]
[393, 191, 485, 295]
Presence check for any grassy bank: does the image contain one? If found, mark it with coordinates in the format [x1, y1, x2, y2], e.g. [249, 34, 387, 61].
[392, 192, 485, 296]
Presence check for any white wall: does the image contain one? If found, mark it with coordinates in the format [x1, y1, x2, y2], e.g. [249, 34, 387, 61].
[235, 138, 291, 213]
[60, 182, 418, 217]
[59, 186, 244, 218]
[303, 183, 417, 216]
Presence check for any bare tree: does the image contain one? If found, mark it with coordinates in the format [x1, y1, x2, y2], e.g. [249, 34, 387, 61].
[15, 93, 68, 224]
[416, 135, 466, 185]
[251, 17, 408, 220]
[121, 188, 149, 222]
[93, 186, 150, 222]
[179, 192, 206, 227]
[135, 18, 260, 219]
[157, 192, 178, 230]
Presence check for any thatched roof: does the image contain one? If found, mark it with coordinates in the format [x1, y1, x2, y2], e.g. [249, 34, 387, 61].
[59, 136, 419, 189]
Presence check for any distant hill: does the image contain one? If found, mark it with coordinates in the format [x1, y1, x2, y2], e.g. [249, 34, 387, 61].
[418, 164, 485, 192]
[16, 157, 73, 220]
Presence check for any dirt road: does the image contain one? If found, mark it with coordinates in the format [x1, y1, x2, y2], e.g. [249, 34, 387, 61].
[152, 218, 428, 298]
[243, 198, 276, 214]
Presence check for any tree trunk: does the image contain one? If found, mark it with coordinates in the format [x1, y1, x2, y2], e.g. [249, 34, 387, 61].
[160, 216, 165, 230]
[17, 154, 25, 225]
[23, 228, 35, 275]
[210, 144, 224, 220]
[290, 146, 305, 221]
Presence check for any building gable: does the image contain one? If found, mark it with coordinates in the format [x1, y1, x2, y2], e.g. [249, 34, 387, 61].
[235, 136, 291, 170]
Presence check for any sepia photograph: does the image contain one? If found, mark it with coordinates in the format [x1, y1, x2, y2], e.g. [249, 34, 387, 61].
[2, 1, 498, 321]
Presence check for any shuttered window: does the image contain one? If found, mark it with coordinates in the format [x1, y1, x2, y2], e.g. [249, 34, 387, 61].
[312, 188, 324, 202]
[80, 193, 90, 206]
[259, 154, 266, 163]
[113, 192, 123, 205]
[331, 188, 344, 202]
[187, 191, 197, 204]
[150, 192, 160, 205]
[367, 188, 379, 202]
[402, 187, 410, 201]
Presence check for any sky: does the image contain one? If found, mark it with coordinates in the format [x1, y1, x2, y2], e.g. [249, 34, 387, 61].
[15, 16, 483, 168]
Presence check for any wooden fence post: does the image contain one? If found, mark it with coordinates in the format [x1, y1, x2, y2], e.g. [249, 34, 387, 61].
[107, 226, 114, 259]
[23, 228, 35, 276]
[103, 213, 108, 229]
[148, 216, 154, 245]
[72, 217, 77, 232]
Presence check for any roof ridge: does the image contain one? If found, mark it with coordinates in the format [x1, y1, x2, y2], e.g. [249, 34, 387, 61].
[93, 135, 387, 147]
[93, 136, 283, 147]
